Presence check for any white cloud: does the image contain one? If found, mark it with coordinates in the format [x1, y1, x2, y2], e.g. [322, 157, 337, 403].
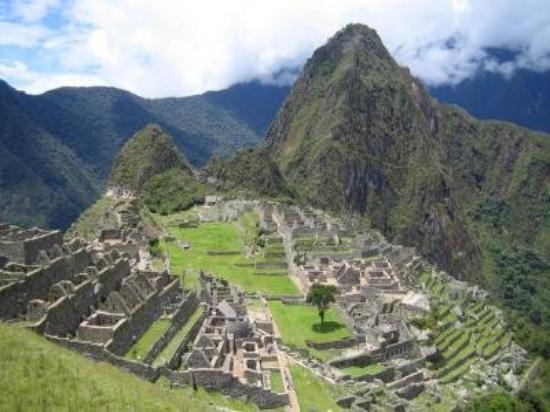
[0, 20, 49, 47]
[0, 59, 103, 92]
[2, 0, 550, 96]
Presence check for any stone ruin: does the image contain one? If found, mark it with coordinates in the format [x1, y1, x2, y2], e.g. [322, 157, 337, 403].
[0, 224, 63, 266]
[179, 273, 289, 401]
[0, 223, 188, 356]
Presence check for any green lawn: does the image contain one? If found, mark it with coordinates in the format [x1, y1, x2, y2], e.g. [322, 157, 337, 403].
[290, 364, 345, 411]
[270, 370, 285, 393]
[0, 323, 214, 411]
[157, 217, 299, 295]
[269, 302, 353, 360]
[339, 363, 385, 378]
[125, 318, 171, 361]
[153, 306, 205, 367]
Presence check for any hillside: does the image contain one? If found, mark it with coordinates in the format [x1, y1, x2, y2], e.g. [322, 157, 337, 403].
[266, 24, 550, 354]
[107, 124, 192, 192]
[0, 79, 286, 229]
[205, 148, 295, 201]
[0, 323, 210, 411]
[0, 81, 100, 229]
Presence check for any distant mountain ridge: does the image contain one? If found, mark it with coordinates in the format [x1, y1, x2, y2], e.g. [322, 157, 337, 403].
[431, 68, 550, 133]
[0, 79, 288, 229]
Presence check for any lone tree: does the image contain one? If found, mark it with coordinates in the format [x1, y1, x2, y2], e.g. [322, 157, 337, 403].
[306, 283, 338, 325]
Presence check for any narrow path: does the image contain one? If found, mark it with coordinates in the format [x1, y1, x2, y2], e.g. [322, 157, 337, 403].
[271, 212, 307, 295]
[259, 297, 300, 411]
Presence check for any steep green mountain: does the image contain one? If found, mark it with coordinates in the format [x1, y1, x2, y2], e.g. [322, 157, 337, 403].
[205, 148, 295, 201]
[107, 124, 208, 216]
[107, 124, 192, 191]
[0, 81, 100, 229]
[0, 79, 287, 229]
[266, 24, 550, 353]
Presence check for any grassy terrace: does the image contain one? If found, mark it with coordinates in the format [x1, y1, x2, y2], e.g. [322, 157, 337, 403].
[270, 370, 285, 393]
[290, 363, 346, 411]
[125, 318, 171, 361]
[156, 212, 299, 295]
[0, 323, 212, 411]
[269, 301, 353, 361]
[420, 270, 512, 385]
[339, 363, 385, 378]
[153, 306, 205, 367]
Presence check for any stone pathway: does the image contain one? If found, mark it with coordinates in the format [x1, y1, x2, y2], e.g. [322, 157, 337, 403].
[258, 297, 300, 411]
[271, 212, 307, 295]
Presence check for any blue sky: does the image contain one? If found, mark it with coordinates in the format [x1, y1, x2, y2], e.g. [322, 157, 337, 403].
[1, 0, 549, 97]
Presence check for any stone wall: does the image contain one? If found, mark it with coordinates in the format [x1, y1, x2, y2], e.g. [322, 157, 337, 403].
[107, 279, 181, 356]
[0, 241, 24, 264]
[0, 248, 91, 319]
[47, 335, 159, 382]
[31, 258, 131, 337]
[167, 310, 207, 369]
[98, 258, 130, 297]
[355, 367, 396, 383]
[387, 371, 424, 390]
[329, 352, 376, 369]
[33, 281, 95, 337]
[143, 292, 199, 364]
[161, 368, 290, 409]
[107, 292, 163, 356]
[383, 338, 415, 360]
[24, 231, 63, 264]
[306, 336, 364, 350]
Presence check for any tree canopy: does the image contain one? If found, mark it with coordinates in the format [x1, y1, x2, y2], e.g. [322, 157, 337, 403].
[306, 283, 338, 325]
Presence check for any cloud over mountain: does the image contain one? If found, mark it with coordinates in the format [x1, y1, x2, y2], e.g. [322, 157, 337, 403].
[1, 0, 549, 96]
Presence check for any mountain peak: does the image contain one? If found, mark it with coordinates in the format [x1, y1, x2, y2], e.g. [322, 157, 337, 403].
[107, 124, 192, 192]
[326, 23, 388, 55]
[303, 23, 395, 78]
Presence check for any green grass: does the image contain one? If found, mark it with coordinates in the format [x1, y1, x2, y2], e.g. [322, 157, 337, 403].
[269, 302, 352, 360]
[0, 323, 214, 411]
[153, 306, 204, 367]
[65, 196, 115, 240]
[290, 363, 345, 411]
[339, 363, 385, 377]
[125, 318, 171, 361]
[270, 370, 285, 393]
[157, 216, 299, 295]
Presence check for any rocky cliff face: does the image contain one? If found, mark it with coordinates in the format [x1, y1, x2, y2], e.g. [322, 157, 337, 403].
[267, 24, 550, 284]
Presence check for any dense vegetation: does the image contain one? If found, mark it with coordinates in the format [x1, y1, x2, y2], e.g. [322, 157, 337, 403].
[0, 81, 100, 229]
[142, 168, 206, 215]
[108, 124, 191, 191]
[206, 148, 296, 201]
